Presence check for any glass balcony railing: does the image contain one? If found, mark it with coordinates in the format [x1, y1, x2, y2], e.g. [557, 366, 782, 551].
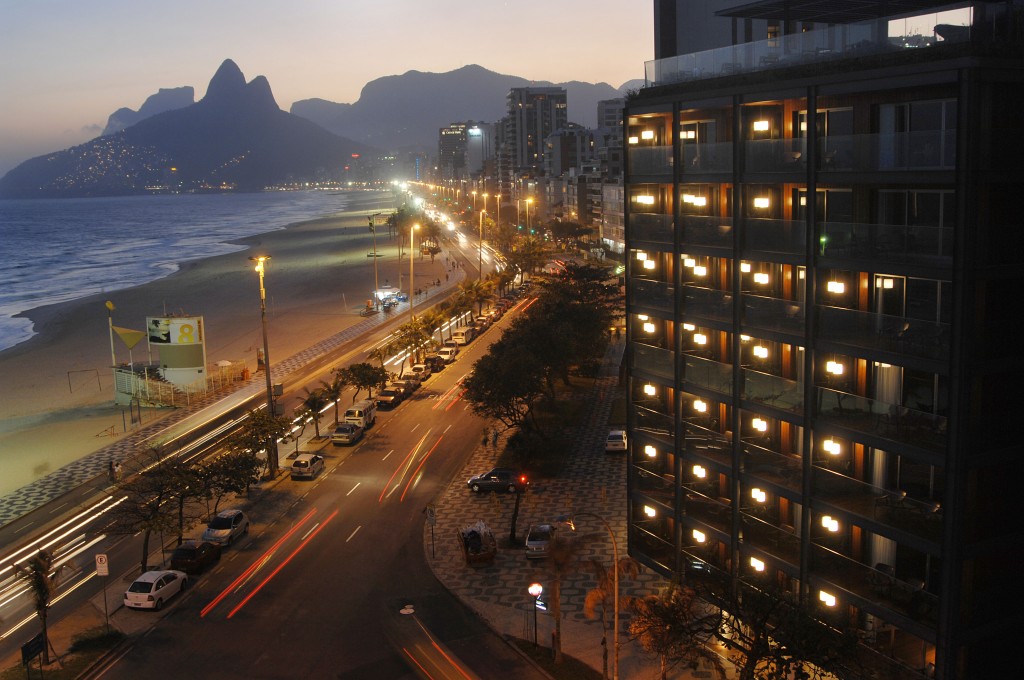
[820, 221, 953, 265]
[816, 387, 947, 454]
[816, 305, 950, 363]
[745, 138, 808, 173]
[682, 424, 732, 469]
[810, 544, 939, 627]
[741, 441, 803, 494]
[745, 218, 806, 257]
[632, 342, 675, 381]
[629, 212, 674, 246]
[629, 145, 673, 176]
[683, 354, 732, 396]
[683, 491, 732, 535]
[634, 404, 674, 438]
[682, 141, 733, 173]
[817, 131, 956, 172]
[631, 522, 676, 570]
[681, 214, 733, 248]
[630, 278, 674, 314]
[633, 464, 676, 506]
[743, 294, 805, 336]
[683, 285, 733, 324]
[645, 11, 976, 87]
[740, 515, 801, 567]
[743, 369, 803, 414]
[811, 467, 944, 545]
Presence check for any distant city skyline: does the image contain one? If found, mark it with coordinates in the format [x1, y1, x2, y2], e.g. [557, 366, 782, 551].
[0, 0, 653, 177]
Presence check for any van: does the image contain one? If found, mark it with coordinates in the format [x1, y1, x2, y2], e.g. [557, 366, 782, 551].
[452, 328, 475, 345]
[344, 399, 377, 429]
[437, 347, 458, 363]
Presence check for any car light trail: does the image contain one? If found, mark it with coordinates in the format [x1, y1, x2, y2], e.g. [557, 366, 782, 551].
[226, 509, 338, 619]
[379, 431, 431, 503]
[399, 435, 444, 502]
[201, 507, 317, 617]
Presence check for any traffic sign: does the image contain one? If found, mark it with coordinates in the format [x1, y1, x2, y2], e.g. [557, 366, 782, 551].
[95, 553, 109, 576]
[425, 504, 437, 526]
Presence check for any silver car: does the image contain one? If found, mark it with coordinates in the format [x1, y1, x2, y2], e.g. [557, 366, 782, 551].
[201, 509, 250, 546]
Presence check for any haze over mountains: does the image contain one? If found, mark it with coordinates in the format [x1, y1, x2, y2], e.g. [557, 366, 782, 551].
[0, 60, 640, 199]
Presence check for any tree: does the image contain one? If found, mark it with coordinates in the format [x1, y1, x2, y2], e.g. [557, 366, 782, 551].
[367, 342, 396, 369]
[200, 451, 262, 514]
[346, 362, 389, 401]
[108, 452, 181, 574]
[628, 584, 727, 680]
[584, 557, 643, 680]
[166, 458, 205, 546]
[297, 387, 329, 438]
[462, 338, 546, 432]
[229, 408, 291, 478]
[321, 369, 351, 424]
[16, 551, 65, 665]
[456, 278, 494, 315]
[547, 532, 587, 665]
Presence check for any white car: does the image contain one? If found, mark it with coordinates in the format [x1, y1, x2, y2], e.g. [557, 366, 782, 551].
[291, 453, 325, 480]
[201, 508, 250, 546]
[124, 570, 188, 610]
[606, 430, 627, 452]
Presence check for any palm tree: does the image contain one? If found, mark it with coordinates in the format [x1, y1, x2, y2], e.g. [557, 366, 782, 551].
[457, 278, 495, 315]
[298, 387, 329, 438]
[368, 340, 398, 369]
[321, 369, 351, 424]
[17, 551, 63, 665]
[584, 557, 642, 680]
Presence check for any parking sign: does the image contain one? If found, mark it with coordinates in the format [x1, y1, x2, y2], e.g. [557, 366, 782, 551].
[95, 553, 109, 576]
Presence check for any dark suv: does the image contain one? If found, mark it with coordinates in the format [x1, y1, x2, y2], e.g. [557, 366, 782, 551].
[170, 541, 222, 574]
[466, 468, 527, 493]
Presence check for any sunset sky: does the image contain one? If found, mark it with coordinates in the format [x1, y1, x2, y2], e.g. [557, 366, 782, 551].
[0, 0, 653, 177]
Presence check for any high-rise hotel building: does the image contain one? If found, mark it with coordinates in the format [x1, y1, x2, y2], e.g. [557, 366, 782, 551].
[624, 2, 1024, 678]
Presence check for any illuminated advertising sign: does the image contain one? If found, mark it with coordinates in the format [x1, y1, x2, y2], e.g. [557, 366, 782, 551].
[147, 316, 204, 345]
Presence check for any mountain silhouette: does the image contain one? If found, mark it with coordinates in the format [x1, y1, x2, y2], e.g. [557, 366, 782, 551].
[291, 64, 642, 151]
[102, 86, 195, 136]
[0, 60, 370, 199]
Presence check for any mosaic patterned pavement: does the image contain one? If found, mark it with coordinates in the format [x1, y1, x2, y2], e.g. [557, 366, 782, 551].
[425, 337, 671, 625]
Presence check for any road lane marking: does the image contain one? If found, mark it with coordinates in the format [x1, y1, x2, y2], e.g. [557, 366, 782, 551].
[379, 431, 431, 503]
[347, 482, 360, 496]
[382, 449, 394, 461]
[346, 526, 361, 542]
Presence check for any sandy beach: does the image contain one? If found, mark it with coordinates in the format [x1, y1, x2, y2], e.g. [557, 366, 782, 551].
[0, 190, 447, 496]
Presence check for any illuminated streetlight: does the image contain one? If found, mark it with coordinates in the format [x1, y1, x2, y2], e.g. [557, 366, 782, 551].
[249, 255, 279, 476]
[528, 583, 543, 646]
[478, 210, 486, 281]
[526, 198, 534, 234]
[409, 223, 420, 323]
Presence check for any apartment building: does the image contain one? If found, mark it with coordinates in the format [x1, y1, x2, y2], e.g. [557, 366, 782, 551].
[624, 2, 1024, 678]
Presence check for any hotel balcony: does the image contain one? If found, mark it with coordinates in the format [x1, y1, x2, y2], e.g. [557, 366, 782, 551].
[644, 10, 979, 88]
[683, 285, 733, 324]
[681, 214, 732, 250]
[629, 278, 674, 315]
[816, 387, 947, 455]
[628, 145, 673, 177]
[631, 342, 674, 382]
[681, 141, 733, 174]
[742, 293, 805, 336]
[743, 368, 804, 415]
[629, 212, 674, 248]
[820, 221, 953, 267]
[745, 218, 807, 259]
[816, 306, 950, 363]
[682, 354, 732, 397]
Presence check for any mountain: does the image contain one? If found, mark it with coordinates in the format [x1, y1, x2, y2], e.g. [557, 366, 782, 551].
[0, 60, 372, 199]
[102, 86, 195, 136]
[290, 64, 642, 152]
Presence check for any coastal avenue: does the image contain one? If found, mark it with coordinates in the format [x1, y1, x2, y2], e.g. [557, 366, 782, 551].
[95, 300, 542, 679]
[0, 211, 539, 677]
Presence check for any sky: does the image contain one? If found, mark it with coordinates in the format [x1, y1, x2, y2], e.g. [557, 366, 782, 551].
[0, 0, 653, 177]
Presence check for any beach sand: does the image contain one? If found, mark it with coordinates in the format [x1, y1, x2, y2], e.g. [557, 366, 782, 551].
[0, 191, 453, 496]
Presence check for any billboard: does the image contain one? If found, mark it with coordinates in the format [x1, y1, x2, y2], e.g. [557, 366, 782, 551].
[147, 316, 203, 345]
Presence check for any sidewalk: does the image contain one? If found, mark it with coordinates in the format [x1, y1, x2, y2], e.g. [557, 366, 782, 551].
[423, 338, 726, 679]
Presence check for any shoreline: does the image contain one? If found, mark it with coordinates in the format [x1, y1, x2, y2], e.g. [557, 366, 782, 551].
[0, 191, 407, 496]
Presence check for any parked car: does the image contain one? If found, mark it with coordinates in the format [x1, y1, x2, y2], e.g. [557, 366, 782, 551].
[331, 422, 364, 446]
[344, 399, 377, 429]
[606, 430, 628, 453]
[201, 509, 250, 546]
[437, 347, 458, 363]
[525, 518, 576, 560]
[169, 541, 222, 574]
[124, 570, 188, 610]
[423, 354, 446, 372]
[466, 468, 527, 493]
[390, 380, 418, 399]
[442, 339, 460, 350]
[376, 387, 403, 409]
[291, 453, 325, 479]
[407, 362, 432, 379]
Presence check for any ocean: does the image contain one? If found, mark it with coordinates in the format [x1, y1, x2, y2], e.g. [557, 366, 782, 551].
[0, 190, 392, 353]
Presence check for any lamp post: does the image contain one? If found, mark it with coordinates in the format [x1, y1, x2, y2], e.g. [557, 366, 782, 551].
[482, 192, 489, 217]
[105, 300, 117, 371]
[495, 193, 501, 226]
[575, 512, 621, 680]
[478, 210, 486, 281]
[369, 214, 381, 309]
[526, 198, 534, 234]
[250, 255, 279, 476]
[409, 223, 419, 323]
[471, 190, 477, 212]
[528, 583, 543, 647]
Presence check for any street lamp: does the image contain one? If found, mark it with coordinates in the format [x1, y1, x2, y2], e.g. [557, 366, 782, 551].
[526, 198, 534, 234]
[482, 192, 489, 217]
[409, 223, 420, 323]
[528, 583, 543, 647]
[575, 512, 621, 680]
[478, 210, 486, 281]
[471, 190, 477, 212]
[495, 193, 501, 225]
[250, 255, 279, 476]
